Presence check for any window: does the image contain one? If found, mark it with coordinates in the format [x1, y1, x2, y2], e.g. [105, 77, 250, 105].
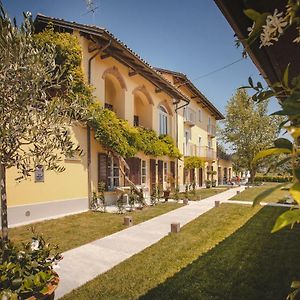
[107, 157, 119, 189]
[159, 105, 168, 135]
[198, 109, 202, 122]
[208, 138, 212, 149]
[134, 115, 139, 127]
[141, 160, 147, 185]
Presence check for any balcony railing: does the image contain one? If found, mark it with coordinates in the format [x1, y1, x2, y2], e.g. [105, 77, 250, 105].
[184, 107, 196, 126]
[207, 124, 216, 137]
[197, 146, 217, 161]
[183, 142, 196, 156]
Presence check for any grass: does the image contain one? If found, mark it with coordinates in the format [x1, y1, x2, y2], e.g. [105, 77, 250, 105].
[8, 202, 182, 253]
[178, 186, 229, 201]
[62, 204, 300, 300]
[230, 182, 291, 203]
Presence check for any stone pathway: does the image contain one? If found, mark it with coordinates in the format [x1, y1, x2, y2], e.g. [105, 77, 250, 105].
[55, 186, 245, 299]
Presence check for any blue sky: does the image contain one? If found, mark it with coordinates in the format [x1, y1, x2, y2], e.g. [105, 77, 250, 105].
[3, 0, 280, 115]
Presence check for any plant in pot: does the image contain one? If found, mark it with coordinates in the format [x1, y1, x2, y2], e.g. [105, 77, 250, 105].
[212, 179, 217, 187]
[173, 186, 180, 203]
[205, 180, 211, 188]
[0, 231, 62, 299]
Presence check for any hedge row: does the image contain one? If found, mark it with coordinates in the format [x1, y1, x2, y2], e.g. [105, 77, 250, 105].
[254, 176, 293, 183]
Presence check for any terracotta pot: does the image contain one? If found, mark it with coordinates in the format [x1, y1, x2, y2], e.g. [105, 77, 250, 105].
[26, 273, 59, 300]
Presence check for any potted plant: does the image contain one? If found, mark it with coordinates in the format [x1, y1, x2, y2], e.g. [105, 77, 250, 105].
[205, 180, 211, 188]
[0, 232, 62, 300]
[212, 179, 217, 187]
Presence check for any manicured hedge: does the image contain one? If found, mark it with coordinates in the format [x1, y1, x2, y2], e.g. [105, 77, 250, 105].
[254, 176, 293, 183]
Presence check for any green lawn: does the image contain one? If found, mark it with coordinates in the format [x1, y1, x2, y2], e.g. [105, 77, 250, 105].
[9, 202, 182, 252]
[62, 204, 300, 300]
[178, 187, 229, 201]
[230, 182, 291, 203]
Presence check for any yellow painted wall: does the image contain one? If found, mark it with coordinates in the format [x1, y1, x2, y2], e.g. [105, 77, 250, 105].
[6, 125, 88, 206]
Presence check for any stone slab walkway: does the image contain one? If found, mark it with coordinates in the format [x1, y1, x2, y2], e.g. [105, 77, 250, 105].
[55, 186, 245, 299]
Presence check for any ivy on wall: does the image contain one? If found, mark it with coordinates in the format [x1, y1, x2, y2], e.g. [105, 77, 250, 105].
[34, 25, 94, 119]
[88, 104, 182, 159]
[184, 156, 204, 169]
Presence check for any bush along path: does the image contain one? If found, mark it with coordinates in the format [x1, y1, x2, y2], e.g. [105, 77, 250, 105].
[54, 186, 245, 299]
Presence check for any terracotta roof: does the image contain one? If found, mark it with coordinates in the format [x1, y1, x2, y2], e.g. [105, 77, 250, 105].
[155, 67, 225, 120]
[34, 14, 190, 104]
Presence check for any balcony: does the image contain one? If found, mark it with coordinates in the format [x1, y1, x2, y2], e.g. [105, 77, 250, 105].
[183, 142, 196, 156]
[207, 124, 216, 137]
[197, 146, 217, 161]
[184, 107, 196, 126]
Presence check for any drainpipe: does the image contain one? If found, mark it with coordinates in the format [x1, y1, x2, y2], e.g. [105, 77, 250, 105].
[174, 99, 189, 190]
[87, 39, 111, 206]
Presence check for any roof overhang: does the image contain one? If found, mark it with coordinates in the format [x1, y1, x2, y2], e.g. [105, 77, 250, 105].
[155, 67, 225, 120]
[34, 14, 190, 105]
[214, 0, 300, 89]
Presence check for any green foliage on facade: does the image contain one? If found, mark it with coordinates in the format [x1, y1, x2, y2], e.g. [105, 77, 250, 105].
[184, 156, 204, 169]
[88, 105, 181, 159]
[34, 25, 94, 118]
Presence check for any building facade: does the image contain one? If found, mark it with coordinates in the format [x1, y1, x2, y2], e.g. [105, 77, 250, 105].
[4, 15, 225, 226]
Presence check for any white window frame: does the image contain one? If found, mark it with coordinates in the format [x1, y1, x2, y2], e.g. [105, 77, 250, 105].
[159, 105, 168, 135]
[141, 160, 147, 185]
[107, 157, 119, 189]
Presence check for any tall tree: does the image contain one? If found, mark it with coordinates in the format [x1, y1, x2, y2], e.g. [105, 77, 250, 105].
[221, 89, 281, 182]
[0, 8, 85, 241]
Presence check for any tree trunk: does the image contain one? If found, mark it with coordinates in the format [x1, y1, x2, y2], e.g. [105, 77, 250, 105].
[0, 164, 8, 241]
[249, 168, 256, 184]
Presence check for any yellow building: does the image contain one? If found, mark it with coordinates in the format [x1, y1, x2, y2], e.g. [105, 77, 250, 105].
[155, 69, 224, 188]
[4, 15, 224, 226]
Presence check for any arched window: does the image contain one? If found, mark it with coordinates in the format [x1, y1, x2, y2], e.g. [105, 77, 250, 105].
[159, 105, 168, 135]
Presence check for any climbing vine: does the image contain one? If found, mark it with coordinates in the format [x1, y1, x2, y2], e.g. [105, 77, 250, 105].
[88, 104, 181, 159]
[34, 25, 94, 119]
[184, 156, 204, 169]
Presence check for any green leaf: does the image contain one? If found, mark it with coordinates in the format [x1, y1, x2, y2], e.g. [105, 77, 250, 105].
[290, 182, 300, 205]
[291, 281, 300, 289]
[283, 63, 290, 88]
[248, 76, 254, 87]
[272, 209, 300, 233]
[295, 168, 300, 181]
[274, 138, 293, 151]
[253, 148, 291, 163]
[244, 9, 262, 21]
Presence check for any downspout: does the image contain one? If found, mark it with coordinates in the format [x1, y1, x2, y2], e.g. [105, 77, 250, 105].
[174, 99, 189, 190]
[87, 39, 111, 207]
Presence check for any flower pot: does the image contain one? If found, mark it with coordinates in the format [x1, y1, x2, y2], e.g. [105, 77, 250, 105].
[27, 273, 59, 300]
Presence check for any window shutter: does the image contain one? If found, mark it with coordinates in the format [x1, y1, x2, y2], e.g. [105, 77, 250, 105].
[126, 157, 141, 185]
[150, 159, 156, 192]
[158, 160, 163, 186]
[98, 153, 108, 191]
[170, 161, 175, 189]
[190, 169, 195, 183]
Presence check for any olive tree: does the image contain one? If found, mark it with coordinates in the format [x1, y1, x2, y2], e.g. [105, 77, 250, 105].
[0, 7, 84, 241]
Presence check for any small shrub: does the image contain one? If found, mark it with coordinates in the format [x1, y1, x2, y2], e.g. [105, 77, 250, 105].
[254, 176, 293, 183]
[128, 188, 136, 211]
[150, 187, 157, 206]
[0, 231, 61, 299]
[116, 193, 125, 214]
[173, 186, 180, 202]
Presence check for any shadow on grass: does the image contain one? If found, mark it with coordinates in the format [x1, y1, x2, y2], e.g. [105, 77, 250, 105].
[252, 183, 286, 205]
[140, 206, 300, 300]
